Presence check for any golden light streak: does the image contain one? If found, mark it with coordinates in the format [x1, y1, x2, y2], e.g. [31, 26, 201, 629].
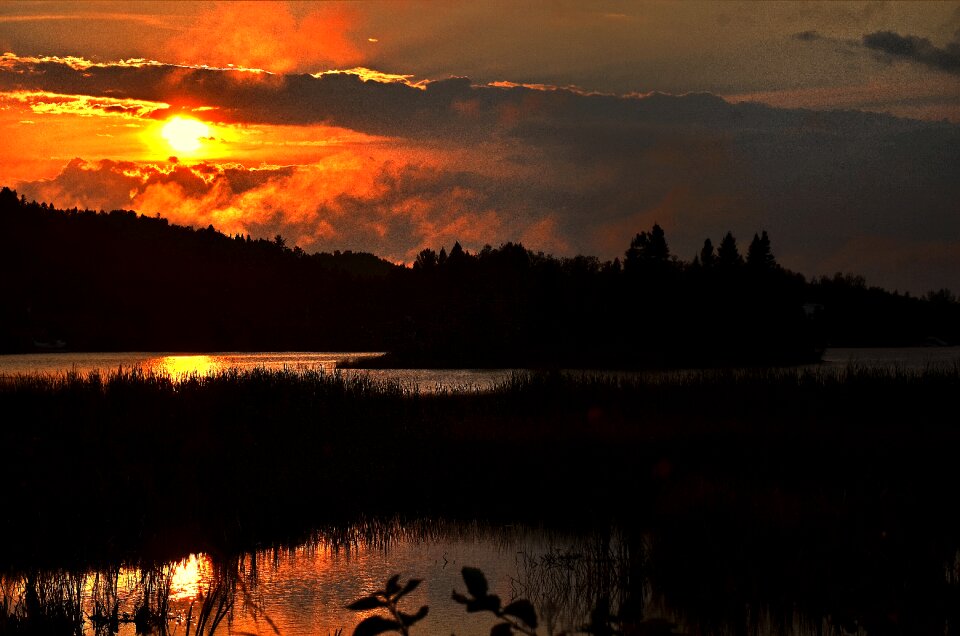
[312, 67, 426, 88]
[0, 52, 167, 70]
[0, 89, 169, 119]
[487, 80, 603, 96]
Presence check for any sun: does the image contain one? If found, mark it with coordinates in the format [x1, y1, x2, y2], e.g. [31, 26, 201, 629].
[161, 116, 211, 153]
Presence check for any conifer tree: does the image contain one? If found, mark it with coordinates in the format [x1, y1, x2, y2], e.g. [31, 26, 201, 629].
[747, 230, 776, 269]
[700, 238, 716, 268]
[625, 224, 670, 272]
[717, 231, 743, 268]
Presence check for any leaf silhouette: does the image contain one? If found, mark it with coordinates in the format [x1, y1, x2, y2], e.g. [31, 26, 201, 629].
[466, 594, 501, 614]
[385, 574, 402, 596]
[346, 595, 388, 611]
[399, 605, 429, 626]
[353, 615, 402, 636]
[502, 599, 538, 629]
[461, 567, 489, 598]
[396, 578, 422, 600]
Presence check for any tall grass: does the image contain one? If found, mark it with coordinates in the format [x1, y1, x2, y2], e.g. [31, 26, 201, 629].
[2, 364, 959, 566]
[0, 570, 86, 635]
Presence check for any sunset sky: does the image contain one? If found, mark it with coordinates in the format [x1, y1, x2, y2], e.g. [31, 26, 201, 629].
[1, 1, 958, 293]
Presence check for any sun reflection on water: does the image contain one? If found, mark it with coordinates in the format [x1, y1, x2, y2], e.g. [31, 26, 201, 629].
[153, 355, 220, 378]
[169, 554, 210, 601]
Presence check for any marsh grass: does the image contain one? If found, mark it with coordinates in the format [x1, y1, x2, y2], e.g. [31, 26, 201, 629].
[2, 363, 959, 565]
[510, 530, 632, 635]
[0, 555, 261, 635]
[0, 570, 85, 635]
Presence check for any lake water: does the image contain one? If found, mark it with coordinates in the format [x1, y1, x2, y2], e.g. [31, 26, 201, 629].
[0, 347, 956, 392]
[3, 347, 958, 634]
[0, 351, 522, 392]
[6, 515, 949, 635]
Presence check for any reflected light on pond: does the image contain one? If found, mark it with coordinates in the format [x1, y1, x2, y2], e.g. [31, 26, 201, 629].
[169, 553, 210, 601]
[153, 355, 219, 378]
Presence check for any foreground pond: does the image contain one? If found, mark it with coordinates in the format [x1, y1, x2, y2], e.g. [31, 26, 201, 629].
[3, 521, 634, 636]
[7, 522, 958, 636]
[5, 515, 960, 635]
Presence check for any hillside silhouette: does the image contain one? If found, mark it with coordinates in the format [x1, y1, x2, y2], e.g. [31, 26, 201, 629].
[1, 186, 956, 364]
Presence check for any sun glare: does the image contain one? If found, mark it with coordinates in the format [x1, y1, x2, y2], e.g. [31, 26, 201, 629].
[161, 116, 210, 153]
[154, 354, 219, 377]
[169, 554, 210, 600]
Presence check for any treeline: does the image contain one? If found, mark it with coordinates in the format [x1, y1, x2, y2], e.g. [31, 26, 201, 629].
[398, 229, 815, 367]
[1, 186, 956, 364]
[0, 187, 400, 352]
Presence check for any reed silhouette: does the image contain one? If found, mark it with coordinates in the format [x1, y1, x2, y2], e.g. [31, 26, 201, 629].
[3, 364, 960, 565]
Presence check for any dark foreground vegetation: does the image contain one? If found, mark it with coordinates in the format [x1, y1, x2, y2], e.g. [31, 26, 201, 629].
[2, 186, 958, 366]
[3, 365, 960, 633]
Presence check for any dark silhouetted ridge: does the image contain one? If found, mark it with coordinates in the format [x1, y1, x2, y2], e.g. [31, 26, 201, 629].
[1, 186, 957, 363]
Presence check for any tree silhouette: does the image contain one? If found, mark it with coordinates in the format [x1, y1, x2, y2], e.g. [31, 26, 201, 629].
[446, 241, 469, 269]
[699, 238, 716, 268]
[0, 186, 17, 209]
[747, 231, 776, 269]
[3, 184, 954, 362]
[624, 224, 670, 273]
[413, 248, 438, 271]
[717, 231, 743, 268]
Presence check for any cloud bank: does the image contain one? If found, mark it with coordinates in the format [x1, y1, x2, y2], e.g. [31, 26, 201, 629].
[4, 54, 960, 293]
[863, 30, 960, 76]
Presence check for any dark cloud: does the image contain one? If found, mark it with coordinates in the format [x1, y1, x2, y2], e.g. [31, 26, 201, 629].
[0, 54, 743, 139]
[863, 30, 960, 75]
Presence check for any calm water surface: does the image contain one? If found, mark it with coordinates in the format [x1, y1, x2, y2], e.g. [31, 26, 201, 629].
[3, 522, 631, 636]
[0, 347, 956, 391]
[0, 351, 521, 392]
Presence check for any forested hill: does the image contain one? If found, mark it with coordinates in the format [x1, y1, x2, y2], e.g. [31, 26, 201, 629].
[1, 186, 957, 364]
[0, 187, 400, 352]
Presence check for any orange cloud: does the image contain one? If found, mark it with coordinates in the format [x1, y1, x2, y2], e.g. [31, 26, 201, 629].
[313, 67, 425, 88]
[164, 2, 363, 73]
[16, 155, 536, 266]
[0, 89, 169, 119]
[0, 52, 167, 71]
[519, 217, 569, 255]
